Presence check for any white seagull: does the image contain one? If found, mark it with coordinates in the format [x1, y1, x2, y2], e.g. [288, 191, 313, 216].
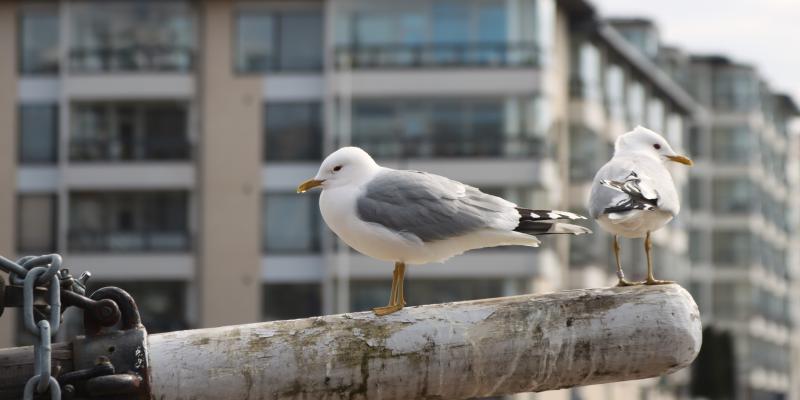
[588, 126, 692, 286]
[298, 147, 591, 315]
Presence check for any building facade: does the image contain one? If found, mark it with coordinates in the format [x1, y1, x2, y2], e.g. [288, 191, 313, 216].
[611, 18, 800, 400]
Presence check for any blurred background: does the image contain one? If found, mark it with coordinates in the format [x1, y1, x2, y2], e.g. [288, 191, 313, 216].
[0, 0, 798, 399]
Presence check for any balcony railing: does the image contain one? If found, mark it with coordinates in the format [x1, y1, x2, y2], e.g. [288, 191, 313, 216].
[68, 230, 191, 252]
[70, 136, 190, 162]
[69, 46, 194, 73]
[335, 42, 539, 69]
[348, 136, 550, 159]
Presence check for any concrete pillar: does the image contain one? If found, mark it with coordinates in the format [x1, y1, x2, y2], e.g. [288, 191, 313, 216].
[197, 0, 262, 327]
[0, 1, 18, 348]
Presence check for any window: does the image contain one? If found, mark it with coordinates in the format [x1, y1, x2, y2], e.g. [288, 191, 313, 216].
[335, 0, 534, 68]
[689, 177, 703, 211]
[19, 8, 59, 74]
[712, 282, 742, 319]
[605, 65, 625, 122]
[263, 193, 321, 253]
[647, 98, 664, 132]
[236, 10, 323, 72]
[712, 178, 752, 214]
[569, 127, 599, 181]
[711, 126, 751, 163]
[71, 102, 189, 162]
[574, 42, 602, 103]
[627, 81, 645, 125]
[350, 98, 538, 158]
[68, 191, 190, 252]
[264, 103, 322, 161]
[263, 283, 321, 320]
[711, 231, 751, 267]
[688, 229, 707, 263]
[712, 66, 758, 112]
[17, 195, 57, 254]
[70, 2, 195, 72]
[19, 104, 58, 164]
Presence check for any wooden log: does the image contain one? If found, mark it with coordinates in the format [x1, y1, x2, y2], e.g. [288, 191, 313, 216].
[147, 284, 701, 399]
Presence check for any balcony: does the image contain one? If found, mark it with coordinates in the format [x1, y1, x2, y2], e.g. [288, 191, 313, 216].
[69, 46, 194, 73]
[70, 102, 190, 162]
[69, 191, 190, 252]
[68, 230, 191, 253]
[335, 42, 539, 70]
[349, 136, 550, 159]
[70, 136, 190, 162]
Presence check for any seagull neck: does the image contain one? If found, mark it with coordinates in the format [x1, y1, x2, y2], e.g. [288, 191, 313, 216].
[353, 165, 383, 186]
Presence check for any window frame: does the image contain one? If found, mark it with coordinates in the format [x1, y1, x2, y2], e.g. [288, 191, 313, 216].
[18, 103, 59, 165]
[18, 5, 60, 76]
[234, 5, 324, 74]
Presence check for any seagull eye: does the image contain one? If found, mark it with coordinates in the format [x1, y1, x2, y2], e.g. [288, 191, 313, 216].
[333, 165, 342, 172]
[653, 144, 661, 150]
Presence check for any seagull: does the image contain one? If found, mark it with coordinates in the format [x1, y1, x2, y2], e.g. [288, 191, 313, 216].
[298, 147, 591, 315]
[588, 126, 692, 286]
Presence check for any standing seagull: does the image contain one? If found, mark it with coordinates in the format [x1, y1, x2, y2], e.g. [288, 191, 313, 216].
[298, 147, 591, 315]
[589, 126, 692, 286]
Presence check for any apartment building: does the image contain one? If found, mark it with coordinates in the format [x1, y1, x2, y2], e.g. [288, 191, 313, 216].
[0, 0, 576, 345]
[612, 18, 800, 400]
[686, 55, 798, 400]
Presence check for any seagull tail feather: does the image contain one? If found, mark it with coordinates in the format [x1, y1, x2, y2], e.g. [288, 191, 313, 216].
[514, 220, 592, 236]
[514, 207, 592, 236]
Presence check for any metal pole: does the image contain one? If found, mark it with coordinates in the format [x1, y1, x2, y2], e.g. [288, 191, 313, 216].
[147, 284, 701, 399]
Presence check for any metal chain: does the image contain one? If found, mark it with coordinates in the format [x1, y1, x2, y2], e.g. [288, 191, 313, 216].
[0, 255, 62, 400]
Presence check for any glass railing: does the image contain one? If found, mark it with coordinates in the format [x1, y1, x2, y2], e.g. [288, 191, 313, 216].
[68, 230, 191, 252]
[69, 46, 194, 73]
[69, 136, 190, 162]
[335, 42, 539, 69]
[348, 136, 550, 159]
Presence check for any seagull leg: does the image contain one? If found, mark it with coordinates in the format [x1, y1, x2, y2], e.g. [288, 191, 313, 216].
[396, 262, 406, 306]
[373, 262, 405, 315]
[644, 232, 674, 285]
[613, 235, 637, 286]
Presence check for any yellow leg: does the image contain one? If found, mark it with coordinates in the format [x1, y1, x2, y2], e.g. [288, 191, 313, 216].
[613, 236, 637, 287]
[644, 232, 673, 285]
[373, 262, 406, 315]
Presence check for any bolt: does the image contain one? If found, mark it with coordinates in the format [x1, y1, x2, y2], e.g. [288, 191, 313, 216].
[99, 305, 113, 318]
[78, 271, 92, 285]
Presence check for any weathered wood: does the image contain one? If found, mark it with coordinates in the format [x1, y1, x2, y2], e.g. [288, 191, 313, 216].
[147, 284, 701, 399]
[0, 341, 72, 398]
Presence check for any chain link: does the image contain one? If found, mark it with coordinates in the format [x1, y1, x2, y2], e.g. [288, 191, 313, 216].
[0, 255, 63, 400]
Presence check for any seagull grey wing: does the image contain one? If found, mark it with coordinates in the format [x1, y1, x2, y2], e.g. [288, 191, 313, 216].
[589, 157, 678, 218]
[599, 171, 658, 214]
[356, 170, 517, 243]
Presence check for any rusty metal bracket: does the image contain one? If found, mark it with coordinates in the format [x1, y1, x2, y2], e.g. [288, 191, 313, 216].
[68, 287, 150, 399]
[71, 328, 149, 399]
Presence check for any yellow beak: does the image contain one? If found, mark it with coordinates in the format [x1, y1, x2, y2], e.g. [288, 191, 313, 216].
[666, 155, 693, 166]
[297, 179, 325, 193]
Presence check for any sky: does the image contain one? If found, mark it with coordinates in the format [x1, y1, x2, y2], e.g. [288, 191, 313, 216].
[595, 0, 800, 102]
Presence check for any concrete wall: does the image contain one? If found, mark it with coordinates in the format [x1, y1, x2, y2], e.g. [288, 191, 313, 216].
[0, 1, 17, 348]
[197, 0, 262, 327]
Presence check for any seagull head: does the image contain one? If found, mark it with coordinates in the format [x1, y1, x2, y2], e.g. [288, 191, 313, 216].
[614, 126, 693, 166]
[297, 147, 380, 193]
